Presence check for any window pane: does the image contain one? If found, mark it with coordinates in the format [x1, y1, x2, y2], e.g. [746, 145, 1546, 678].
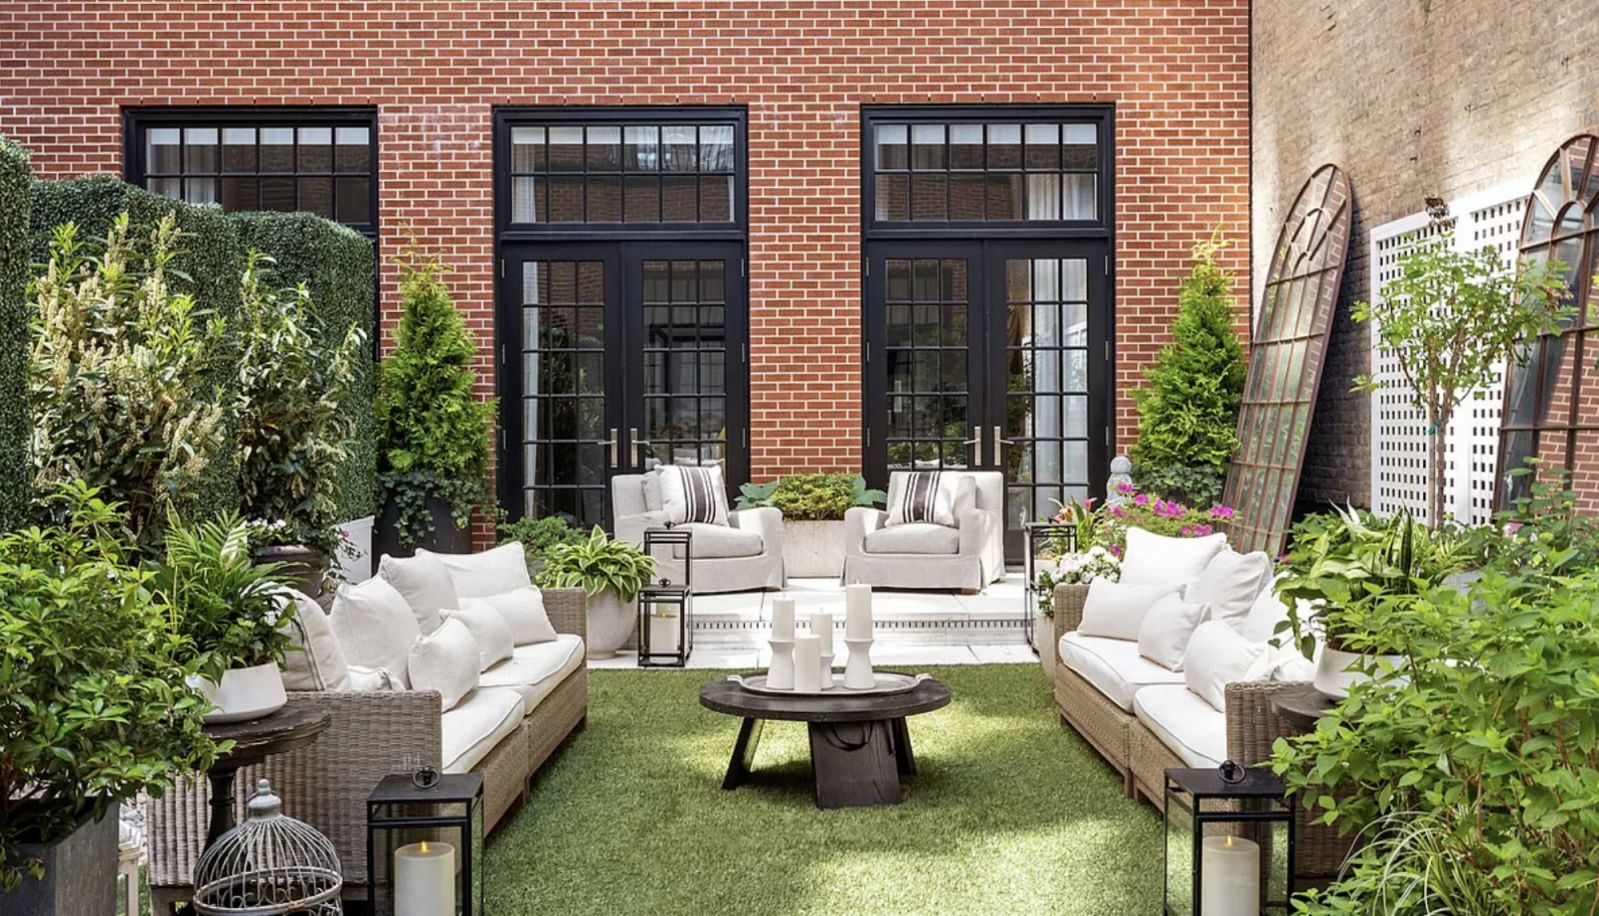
[220, 177, 257, 210]
[950, 125, 983, 170]
[586, 176, 621, 221]
[1025, 123, 1060, 169]
[548, 176, 584, 221]
[548, 127, 584, 172]
[700, 125, 734, 172]
[662, 126, 697, 171]
[299, 176, 332, 216]
[513, 176, 542, 222]
[625, 126, 658, 170]
[987, 124, 1022, 169]
[336, 176, 371, 223]
[911, 173, 947, 220]
[876, 124, 908, 170]
[1063, 173, 1096, 220]
[586, 126, 621, 171]
[662, 175, 697, 221]
[512, 127, 545, 172]
[184, 128, 218, 173]
[877, 174, 910, 221]
[147, 128, 181, 173]
[183, 177, 216, 204]
[624, 176, 659, 221]
[260, 176, 295, 210]
[221, 128, 255, 172]
[986, 173, 1022, 219]
[1026, 174, 1061, 220]
[335, 126, 370, 172]
[149, 177, 181, 200]
[260, 128, 294, 171]
[1064, 124, 1097, 169]
[699, 175, 732, 222]
[297, 127, 331, 172]
[949, 174, 984, 220]
[911, 124, 945, 170]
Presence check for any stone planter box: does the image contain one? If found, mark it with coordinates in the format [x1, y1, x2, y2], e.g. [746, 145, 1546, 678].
[782, 519, 845, 579]
[4, 805, 118, 916]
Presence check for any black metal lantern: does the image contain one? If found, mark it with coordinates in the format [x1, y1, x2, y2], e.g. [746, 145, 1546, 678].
[1022, 521, 1078, 653]
[1164, 763, 1294, 916]
[366, 773, 484, 916]
[639, 527, 694, 667]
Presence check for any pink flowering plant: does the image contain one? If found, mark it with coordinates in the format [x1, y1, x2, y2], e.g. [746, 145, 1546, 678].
[1056, 482, 1234, 556]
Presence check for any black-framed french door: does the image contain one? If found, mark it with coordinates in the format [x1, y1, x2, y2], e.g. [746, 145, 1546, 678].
[863, 239, 1110, 556]
[499, 241, 748, 529]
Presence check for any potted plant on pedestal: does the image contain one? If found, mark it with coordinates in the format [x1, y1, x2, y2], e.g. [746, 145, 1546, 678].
[736, 473, 885, 578]
[536, 526, 655, 658]
[375, 250, 495, 557]
[0, 485, 218, 914]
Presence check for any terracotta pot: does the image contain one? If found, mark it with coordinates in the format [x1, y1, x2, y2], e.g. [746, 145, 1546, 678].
[1314, 646, 1406, 700]
[3, 805, 119, 916]
[585, 587, 636, 658]
[253, 543, 330, 600]
[189, 663, 288, 724]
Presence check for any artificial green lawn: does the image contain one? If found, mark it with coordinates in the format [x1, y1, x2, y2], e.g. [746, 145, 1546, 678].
[487, 665, 1164, 915]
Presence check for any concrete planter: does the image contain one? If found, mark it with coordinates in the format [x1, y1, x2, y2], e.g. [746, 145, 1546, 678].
[4, 805, 119, 916]
[782, 520, 845, 578]
[1314, 646, 1407, 700]
[586, 587, 637, 658]
[1034, 612, 1055, 680]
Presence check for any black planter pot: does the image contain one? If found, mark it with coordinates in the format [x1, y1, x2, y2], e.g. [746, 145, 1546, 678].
[3, 805, 118, 916]
[254, 544, 332, 601]
[375, 494, 473, 559]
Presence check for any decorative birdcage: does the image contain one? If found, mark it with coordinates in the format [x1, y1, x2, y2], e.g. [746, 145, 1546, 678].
[192, 778, 344, 915]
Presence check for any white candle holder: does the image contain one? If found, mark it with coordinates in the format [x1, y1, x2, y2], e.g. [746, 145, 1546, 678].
[843, 637, 875, 690]
[767, 638, 795, 690]
[820, 652, 835, 690]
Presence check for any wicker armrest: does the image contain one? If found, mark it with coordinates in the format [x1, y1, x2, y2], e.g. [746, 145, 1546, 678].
[1223, 680, 1308, 766]
[543, 586, 586, 642]
[1052, 582, 1088, 639]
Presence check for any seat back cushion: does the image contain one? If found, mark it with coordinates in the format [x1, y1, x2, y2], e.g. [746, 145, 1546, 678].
[885, 470, 966, 528]
[330, 576, 421, 687]
[408, 617, 481, 711]
[1077, 578, 1179, 641]
[1185, 548, 1273, 625]
[1119, 527, 1227, 586]
[610, 474, 649, 517]
[1136, 592, 1210, 671]
[464, 587, 558, 645]
[1182, 620, 1272, 711]
[278, 587, 350, 691]
[378, 551, 461, 633]
[419, 542, 533, 600]
[442, 603, 516, 672]
[657, 464, 730, 526]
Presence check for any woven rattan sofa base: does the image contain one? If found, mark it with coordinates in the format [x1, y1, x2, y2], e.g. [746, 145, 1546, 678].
[1053, 660, 1136, 796]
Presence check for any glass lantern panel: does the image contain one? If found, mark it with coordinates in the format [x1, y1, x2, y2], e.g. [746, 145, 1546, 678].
[1164, 790, 1196, 916]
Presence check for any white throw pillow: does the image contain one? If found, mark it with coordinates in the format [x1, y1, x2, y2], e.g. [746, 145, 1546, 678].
[408, 618, 481, 711]
[464, 587, 558, 645]
[277, 588, 349, 691]
[656, 465, 730, 526]
[1185, 549, 1273, 626]
[1119, 527, 1227, 586]
[1077, 579, 1180, 641]
[885, 471, 968, 528]
[344, 665, 397, 691]
[1236, 579, 1293, 643]
[1182, 620, 1272, 711]
[442, 603, 515, 672]
[418, 543, 533, 600]
[378, 551, 461, 634]
[330, 576, 421, 687]
[1137, 592, 1210, 671]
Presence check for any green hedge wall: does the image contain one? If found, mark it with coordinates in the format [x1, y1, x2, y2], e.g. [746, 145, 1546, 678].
[232, 211, 377, 522]
[0, 141, 32, 531]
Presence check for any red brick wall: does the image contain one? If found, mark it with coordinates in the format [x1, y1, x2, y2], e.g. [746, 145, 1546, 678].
[2, 1, 1251, 538]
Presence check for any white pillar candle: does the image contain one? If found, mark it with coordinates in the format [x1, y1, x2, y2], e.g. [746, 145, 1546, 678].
[394, 840, 455, 916]
[845, 584, 873, 640]
[811, 612, 834, 657]
[772, 597, 796, 641]
[1200, 834, 1259, 916]
[792, 633, 822, 693]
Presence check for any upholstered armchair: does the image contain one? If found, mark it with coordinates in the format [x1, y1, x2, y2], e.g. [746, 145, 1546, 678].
[610, 473, 785, 593]
[842, 470, 1006, 593]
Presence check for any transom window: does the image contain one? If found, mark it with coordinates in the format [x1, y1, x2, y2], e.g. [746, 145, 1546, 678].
[508, 123, 738, 225]
[127, 110, 377, 233]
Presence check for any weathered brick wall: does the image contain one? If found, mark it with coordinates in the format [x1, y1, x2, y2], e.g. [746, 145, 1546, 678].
[2, 1, 1249, 540]
[1253, 0, 1599, 512]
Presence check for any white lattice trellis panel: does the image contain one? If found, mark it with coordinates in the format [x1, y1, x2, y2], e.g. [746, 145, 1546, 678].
[1368, 183, 1526, 526]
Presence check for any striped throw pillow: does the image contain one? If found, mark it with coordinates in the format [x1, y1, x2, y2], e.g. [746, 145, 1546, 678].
[657, 465, 730, 526]
[886, 470, 959, 528]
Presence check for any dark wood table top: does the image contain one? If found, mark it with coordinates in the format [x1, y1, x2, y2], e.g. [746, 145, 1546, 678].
[700, 675, 951, 723]
[1270, 683, 1336, 733]
[203, 702, 332, 772]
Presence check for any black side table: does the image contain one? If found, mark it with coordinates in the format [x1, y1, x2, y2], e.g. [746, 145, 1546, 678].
[201, 702, 331, 846]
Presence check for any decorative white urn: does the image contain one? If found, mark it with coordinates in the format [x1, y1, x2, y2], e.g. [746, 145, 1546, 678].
[1313, 647, 1406, 700]
[585, 587, 636, 658]
[190, 663, 288, 724]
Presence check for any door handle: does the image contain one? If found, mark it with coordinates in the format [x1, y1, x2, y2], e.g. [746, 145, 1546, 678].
[992, 426, 1014, 467]
[631, 427, 653, 469]
[606, 428, 619, 468]
[962, 427, 984, 468]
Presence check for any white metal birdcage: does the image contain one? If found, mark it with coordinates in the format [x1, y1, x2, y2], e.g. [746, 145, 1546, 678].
[191, 779, 344, 915]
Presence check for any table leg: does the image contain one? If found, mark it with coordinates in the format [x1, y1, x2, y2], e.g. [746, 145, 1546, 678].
[722, 718, 764, 789]
[206, 769, 237, 846]
[809, 720, 901, 809]
[890, 717, 917, 776]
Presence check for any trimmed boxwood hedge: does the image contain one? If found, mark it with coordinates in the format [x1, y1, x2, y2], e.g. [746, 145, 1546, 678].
[0, 140, 32, 531]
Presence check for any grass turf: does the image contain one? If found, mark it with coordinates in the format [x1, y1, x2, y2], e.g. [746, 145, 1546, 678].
[487, 664, 1164, 915]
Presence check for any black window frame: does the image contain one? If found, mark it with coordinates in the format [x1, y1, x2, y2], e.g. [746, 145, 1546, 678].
[123, 106, 380, 237]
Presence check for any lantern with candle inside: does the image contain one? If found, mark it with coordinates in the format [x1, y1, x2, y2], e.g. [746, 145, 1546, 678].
[366, 772, 484, 916]
[638, 578, 693, 667]
[1163, 762, 1293, 916]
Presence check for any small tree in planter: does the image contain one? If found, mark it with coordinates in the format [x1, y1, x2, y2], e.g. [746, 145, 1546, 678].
[536, 527, 654, 658]
[499, 514, 585, 575]
[375, 251, 496, 554]
[735, 473, 885, 577]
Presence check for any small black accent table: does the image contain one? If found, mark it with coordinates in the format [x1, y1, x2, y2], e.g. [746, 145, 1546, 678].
[201, 702, 331, 846]
[698, 675, 951, 809]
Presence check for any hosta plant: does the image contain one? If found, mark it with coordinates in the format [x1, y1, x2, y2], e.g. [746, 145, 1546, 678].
[535, 526, 655, 603]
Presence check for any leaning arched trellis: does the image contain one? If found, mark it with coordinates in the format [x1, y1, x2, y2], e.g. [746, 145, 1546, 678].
[1222, 164, 1353, 556]
[1496, 134, 1599, 513]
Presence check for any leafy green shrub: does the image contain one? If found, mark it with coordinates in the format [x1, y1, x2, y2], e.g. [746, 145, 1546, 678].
[1129, 235, 1245, 506]
[0, 483, 218, 891]
[0, 140, 31, 532]
[29, 214, 228, 549]
[233, 252, 365, 557]
[535, 526, 655, 603]
[736, 473, 885, 520]
[500, 515, 584, 572]
[375, 251, 497, 547]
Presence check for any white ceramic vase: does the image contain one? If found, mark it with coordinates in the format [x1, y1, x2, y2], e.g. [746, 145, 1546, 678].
[190, 663, 288, 724]
[1313, 646, 1406, 700]
[585, 587, 636, 658]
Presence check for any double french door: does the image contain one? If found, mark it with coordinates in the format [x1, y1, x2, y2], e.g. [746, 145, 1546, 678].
[500, 241, 748, 528]
[864, 239, 1110, 556]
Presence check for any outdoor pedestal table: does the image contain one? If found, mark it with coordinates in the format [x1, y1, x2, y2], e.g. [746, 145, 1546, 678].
[200, 701, 332, 846]
[698, 675, 950, 809]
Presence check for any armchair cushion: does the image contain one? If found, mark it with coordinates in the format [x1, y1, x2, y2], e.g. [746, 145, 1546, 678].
[657, 465, 730, 526]
[1120, 527, 1227, 586]
[330, 576, 421, 687]
[675, 521, 764, 558]
[1133, 684, 1226, 768]
[884, 470, 970, 528]
[419, 543, 532, 599]
[864, 522, 960, 555]
[463, 587, 557, 645]
[440, 687, 526, 774]
[478, 634, 586, 707]
[1058, 631, 1185, 711]
[378, 551, 460, 634]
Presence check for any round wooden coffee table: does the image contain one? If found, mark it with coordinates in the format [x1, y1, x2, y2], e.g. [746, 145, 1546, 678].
[699, 675, 951, 809]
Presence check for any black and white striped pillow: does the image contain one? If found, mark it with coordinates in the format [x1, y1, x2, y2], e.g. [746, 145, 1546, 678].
[887, 470, 958, 528]
[658, 465, 730, 526]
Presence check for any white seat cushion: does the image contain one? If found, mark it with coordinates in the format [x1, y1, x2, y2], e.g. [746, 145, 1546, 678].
[676, 522, 763, 559]
[420, 543, 533, 600]
[1134, 685, 1227, 768]
[477, 634, 586, 707]
[1058, 631, 1186, 711]
[440, 688, 526, 774]
[863, 522, 960, 555]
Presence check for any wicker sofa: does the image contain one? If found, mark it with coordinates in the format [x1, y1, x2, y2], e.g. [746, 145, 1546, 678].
[147, 587, 588, 911]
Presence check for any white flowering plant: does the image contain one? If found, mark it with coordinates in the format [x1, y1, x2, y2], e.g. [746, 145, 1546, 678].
[1034, 545, 1121, 618]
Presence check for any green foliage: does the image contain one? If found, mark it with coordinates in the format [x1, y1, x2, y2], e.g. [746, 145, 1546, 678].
[1129, 234, 1245, 506]
[0, 483, 219, 891]
[499, 515, 585, 572]
[1353, 236, 1569, 527]
[735, 473, 886, 520]
[29, 214, 228, 550]
[1297, 810, 1503, 915]
[233, 251, 366, 557]
[535, 526, 655, 603]
[376, 251, 496, 546]
[0, 140, 31, 531]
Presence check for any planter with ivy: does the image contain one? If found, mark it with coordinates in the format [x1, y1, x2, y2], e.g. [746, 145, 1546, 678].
[536, 527, 655, 657]
[736, 474, 886, 578]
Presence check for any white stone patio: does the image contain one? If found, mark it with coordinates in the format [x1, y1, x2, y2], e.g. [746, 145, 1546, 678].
[589, 572, 1040, 669]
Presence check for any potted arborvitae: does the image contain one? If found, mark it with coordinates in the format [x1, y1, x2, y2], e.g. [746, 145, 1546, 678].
[736, 473, 885, 577]
[536, 527, 655, 658]
[375, 250, 496, 556]
[0, 485, 218, 913]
